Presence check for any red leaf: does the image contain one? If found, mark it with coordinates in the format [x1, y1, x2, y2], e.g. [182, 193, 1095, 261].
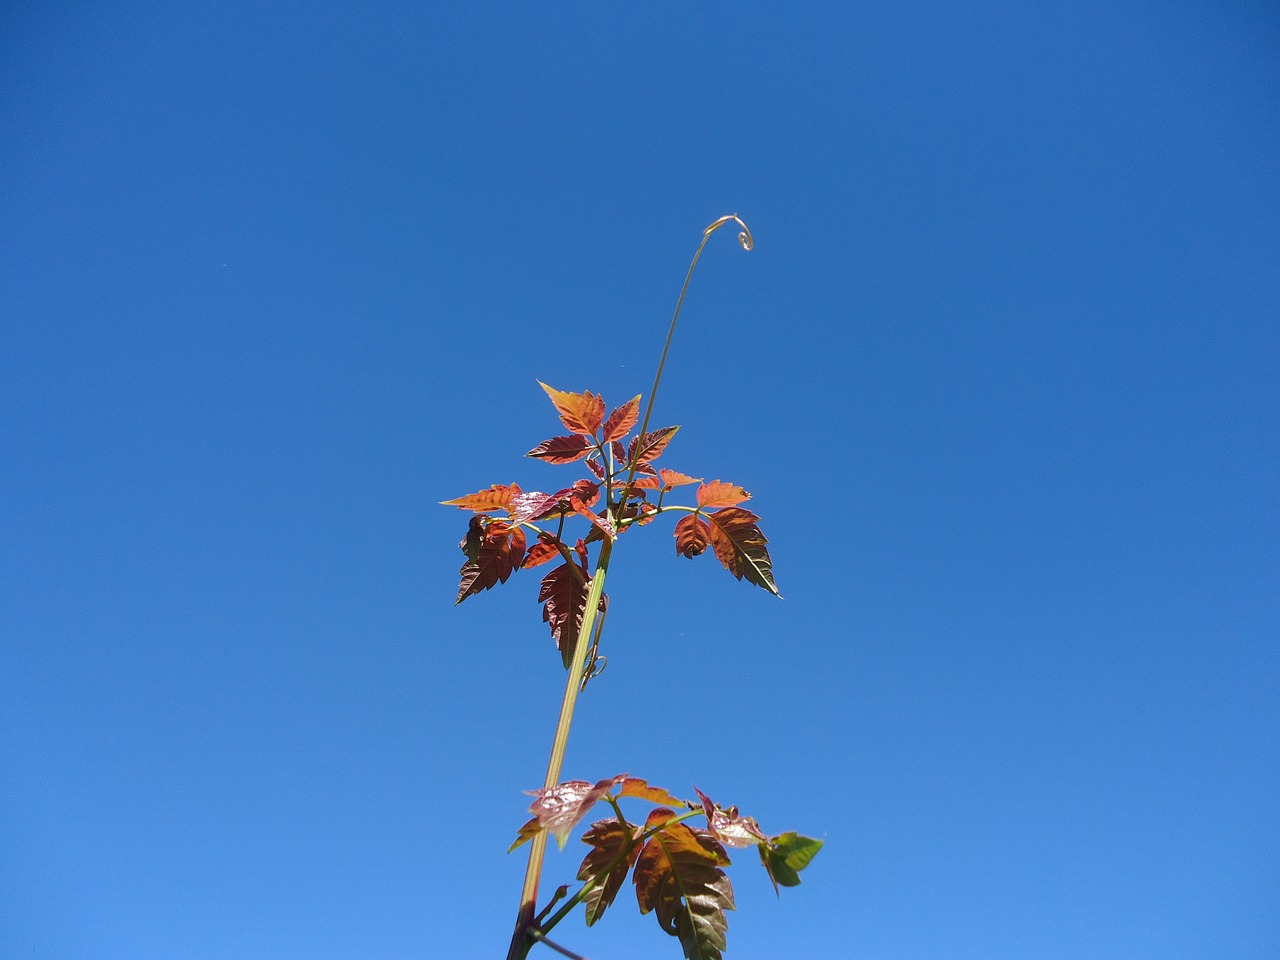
[706, 507, 781, 597]
[440, 482, 523, 512]
[674, 514, 713, 558]
[695, 481, 751, 509]
[694, 788, 767, 849]
[578, 818, 643, 926]
[527, 434, 594, 464]
[602, 395, 642, 442]
[540, 559, 591, 667]
[455, 520, 526, 604]
[539, 382, 606, 435]
[526, 773, 629, 849]
[659, 468, 701, 490]
[628, 426, 680, 466]
[567, 479, 600, 508]
[631, 476, 663, 490]
[585, 457, 606, 480]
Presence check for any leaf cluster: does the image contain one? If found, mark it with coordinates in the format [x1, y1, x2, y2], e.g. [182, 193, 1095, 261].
[510, 775, 822, 960]
[443, 384, 781, 668]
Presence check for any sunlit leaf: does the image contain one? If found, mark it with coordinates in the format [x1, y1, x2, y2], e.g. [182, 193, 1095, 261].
[572, 499, 617, 540]
[628, 426, 680, 466]
[706, 507, 780, 597]
[526, 773, 629, 849]
[674, 514, 712, 558]
[578, 818, 643, 925]
[539, 559, 591, 667]
[694, 788, 766, 848]
[455, 520, 526, 604]
[659, 468, 702, 490]
[522, 539, 560, 569]
[509, 816, 540, 853]
[695, 481, 751, 509]
[632, 476, 663, 490]
[585, 457, 606, 480]
[440, 483, 523, 512]
[511, 491, 565, 524]
[602, 395, 641, 442]
[757, 833, 824, 894]
[539, 381, 606, 435]
[527, 434, 594, 464]
[618, 778, 688, 808]
[634, 810, 734, 960]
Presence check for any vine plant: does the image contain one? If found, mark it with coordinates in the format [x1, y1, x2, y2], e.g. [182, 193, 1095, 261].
[443, 216, 821, 960]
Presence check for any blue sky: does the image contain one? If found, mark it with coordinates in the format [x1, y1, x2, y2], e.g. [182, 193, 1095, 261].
[2, 2, 1277, 958]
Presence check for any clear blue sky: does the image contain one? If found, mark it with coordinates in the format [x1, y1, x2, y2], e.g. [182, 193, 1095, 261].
[2, 3, 1277, 959]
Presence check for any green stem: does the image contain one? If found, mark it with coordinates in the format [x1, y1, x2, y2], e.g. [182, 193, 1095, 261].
[619, 215, 753, 506]
[506, 538, 615, 960]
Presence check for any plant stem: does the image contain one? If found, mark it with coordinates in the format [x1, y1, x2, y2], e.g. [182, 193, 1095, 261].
[506, 538, 614, 960]
[505, 216, 751, 959]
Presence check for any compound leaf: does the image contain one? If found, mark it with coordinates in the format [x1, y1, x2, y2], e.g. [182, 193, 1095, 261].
[539, 382, 605, 435]
[706, 507, 780, 597]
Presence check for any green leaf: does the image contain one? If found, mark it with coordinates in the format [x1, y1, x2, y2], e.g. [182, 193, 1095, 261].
[757, 832, 823, 894]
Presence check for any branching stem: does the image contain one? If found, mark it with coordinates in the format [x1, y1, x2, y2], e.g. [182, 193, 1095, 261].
[505, 216, 751, 960]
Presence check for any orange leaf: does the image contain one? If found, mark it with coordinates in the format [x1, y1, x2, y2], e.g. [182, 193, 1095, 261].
[522, 540, 560, 569]
[618, 778, 688, 808]
[440, 483, 523, 512]
[539, 381, 606, 435]
[696, 480, 751, 509]
[674, 514, 712, 558]
[658, 469, 701, 490]
[602, 395, 641, 442]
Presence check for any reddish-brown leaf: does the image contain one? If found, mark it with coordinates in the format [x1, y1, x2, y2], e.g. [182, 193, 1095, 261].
[508, 816, 541, 853]
[455, 520, 526, 604]
[526, 773, 629, 849]
[632, 476, 663, 490]
[578, 818, 643, 926]
[539, 382, 606, 435]
[706, 507, 780, 597]
[628, 426, 680, 466]
[540, 558, 591, 667]
[602, 395, 642, 442]
[695, 481, 751, 509]
[694, 788, 767, 849]
[585, 457, 606, 480]
[567, 479, 600, 508]
[440, 482, 523, 512]
[522, 539, 560, 569]
[618, 778, 688, 808]
[659, 468, 702, 490]
[527, 434, 594, 464]
[572, 499, 617, 540]
[633, 811, 734, 960]
[675, 514, 713, 558]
